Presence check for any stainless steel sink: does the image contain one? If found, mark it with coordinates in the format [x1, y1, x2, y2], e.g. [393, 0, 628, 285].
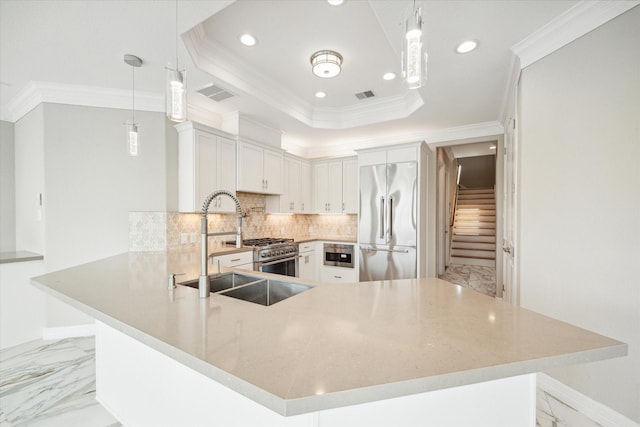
[179, 272, 259, 293]
[220, 279, 313, 306]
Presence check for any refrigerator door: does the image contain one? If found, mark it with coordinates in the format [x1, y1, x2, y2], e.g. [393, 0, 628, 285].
[359, 164, 387, 245]
[386, 162, 418, 247]
[359, 244, 417, 282]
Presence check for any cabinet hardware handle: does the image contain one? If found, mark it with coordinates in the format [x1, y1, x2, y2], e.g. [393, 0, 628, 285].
[380, 196, 385, 239]
[334, 275, 342, 279]
[230, 258, 241, 262]
[342, 202, 345, 211]
[388, 196, 393, 238]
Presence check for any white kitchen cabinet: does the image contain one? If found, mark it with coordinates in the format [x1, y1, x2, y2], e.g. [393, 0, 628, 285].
[210, 251, 253, 271]
[298, 241, 317, 281]
[342, 159, 358, 213]
[237, 140, 284, 194]
[176, 121, 237, 213]
[265, 154, 311, 213]
[320, 265, 357, 283]
[313, 157, 357, 214]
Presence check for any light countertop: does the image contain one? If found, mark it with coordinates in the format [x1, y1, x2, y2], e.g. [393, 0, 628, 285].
[0, 251, 44, 264]
[31, 251, 626, 416]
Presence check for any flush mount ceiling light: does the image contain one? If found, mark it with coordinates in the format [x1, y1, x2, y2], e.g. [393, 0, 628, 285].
[239, 34, 257, 46]
[456, 40, 478, 54]
[315, 91, 327, 98]
[310, 50, 343, 78]
[166, 0, 187, 122]
[401, 3, 428, 89]
[124, 54, 142, 157]
[327, 0, 344, 5]
[383, 72, 397, 81]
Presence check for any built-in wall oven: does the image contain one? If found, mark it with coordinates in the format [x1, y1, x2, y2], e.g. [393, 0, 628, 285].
[323, 243, 355, 269]
[229, 238, 299, 278]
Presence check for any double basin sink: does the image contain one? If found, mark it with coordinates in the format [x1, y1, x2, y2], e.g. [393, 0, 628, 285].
[178, 272, 313, 306]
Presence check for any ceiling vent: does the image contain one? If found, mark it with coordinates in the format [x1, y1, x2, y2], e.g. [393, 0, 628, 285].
[355, 90, 375, 100]
[197, 84, 235, 102]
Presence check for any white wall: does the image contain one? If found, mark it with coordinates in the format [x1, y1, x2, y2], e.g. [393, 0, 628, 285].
[0, 120, 16, 252]
[518, 6, 640, 422]
[14, 105, 45, 254]
[12, 103, 173, 329]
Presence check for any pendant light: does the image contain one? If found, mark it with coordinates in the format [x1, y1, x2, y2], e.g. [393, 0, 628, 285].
[401, 2, 428, 89]
[166, 0, 187, 122]
[124, 54, 142, 156]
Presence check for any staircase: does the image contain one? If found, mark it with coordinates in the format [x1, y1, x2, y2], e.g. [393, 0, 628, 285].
[450, 187, 496, 267]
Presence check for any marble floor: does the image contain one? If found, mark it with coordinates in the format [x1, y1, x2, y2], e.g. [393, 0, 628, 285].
[439, 263, 497, 297]
[0, 337, 609, 427]
[0, 337, 119, 427]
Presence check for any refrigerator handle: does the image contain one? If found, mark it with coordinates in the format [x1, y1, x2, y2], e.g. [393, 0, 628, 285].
[388, 196, 393, 239]
[379, 196, 385, 240]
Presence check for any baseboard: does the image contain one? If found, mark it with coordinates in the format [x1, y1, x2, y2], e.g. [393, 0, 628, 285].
[537, 373, 639, 427]
[42, 323, 95, 340]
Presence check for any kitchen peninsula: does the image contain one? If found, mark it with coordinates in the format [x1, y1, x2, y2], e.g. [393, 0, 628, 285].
[32, 251, 626, 427]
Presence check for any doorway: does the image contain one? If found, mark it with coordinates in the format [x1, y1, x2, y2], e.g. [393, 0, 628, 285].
[435, 141, 501, 298]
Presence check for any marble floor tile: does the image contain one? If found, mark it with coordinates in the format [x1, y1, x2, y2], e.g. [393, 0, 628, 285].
[439, 263, 496, 297]
[536, 388, 604, 427]
[0, 337, 120, 427]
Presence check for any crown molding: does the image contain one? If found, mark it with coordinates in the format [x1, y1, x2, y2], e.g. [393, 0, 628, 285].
[304, 121, 504, 159]
[512, 0, 639, 69]
[4, 81, 165, 123]
[183, 23, 425, 131]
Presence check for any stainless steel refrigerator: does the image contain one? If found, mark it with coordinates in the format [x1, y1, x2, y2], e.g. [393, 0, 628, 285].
[359, 161, 417, 281]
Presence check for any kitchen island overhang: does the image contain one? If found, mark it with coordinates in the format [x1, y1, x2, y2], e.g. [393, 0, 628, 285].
[31, 251, 627, 422]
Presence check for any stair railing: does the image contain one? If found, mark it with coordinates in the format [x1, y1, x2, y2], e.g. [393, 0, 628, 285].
[450, 184, 459, 227]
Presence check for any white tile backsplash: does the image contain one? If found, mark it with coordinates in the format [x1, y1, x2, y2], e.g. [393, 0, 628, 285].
[129, 193, 357, 251]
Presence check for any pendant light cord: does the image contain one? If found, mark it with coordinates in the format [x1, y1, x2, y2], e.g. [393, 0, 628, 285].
[131, 63, 135, 123]
[175, 0, 179, 69]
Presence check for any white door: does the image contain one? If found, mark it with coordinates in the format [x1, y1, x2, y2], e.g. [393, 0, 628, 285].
[263, 148, 283, 194]
[341, 160, 358, 213]
[502, 114, 519, 305]
[215, 136, 237, 213]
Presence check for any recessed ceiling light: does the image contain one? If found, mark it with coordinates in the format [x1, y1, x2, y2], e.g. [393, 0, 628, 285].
[239, 34, 257, 46]
[383, 72, 397, 81]
[327, 0, 344, 5]
[315, 91, 327, 98]
[456, 40, 478, 54]
[489, 145, 497, 150]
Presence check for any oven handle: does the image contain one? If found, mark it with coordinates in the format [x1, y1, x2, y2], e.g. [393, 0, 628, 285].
[258, 255, 301, 267]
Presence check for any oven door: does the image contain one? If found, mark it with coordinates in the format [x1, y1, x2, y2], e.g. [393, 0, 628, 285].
[256, 255, 299, 277]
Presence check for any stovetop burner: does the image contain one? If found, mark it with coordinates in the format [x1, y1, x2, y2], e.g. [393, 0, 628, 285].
[225, 237, 293, 247]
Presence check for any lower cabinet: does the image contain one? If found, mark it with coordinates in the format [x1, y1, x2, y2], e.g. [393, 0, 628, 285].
[298, 242, 317, 281]
[319, 265, 357, 283]
[210, 251, 254, 272]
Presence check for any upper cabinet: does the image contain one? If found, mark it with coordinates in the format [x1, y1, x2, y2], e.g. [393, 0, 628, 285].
[176, 121, 237, 213]
[237, 140, 284, 195]
[313, 157, 357, 214]
[265, 154, 311, 213]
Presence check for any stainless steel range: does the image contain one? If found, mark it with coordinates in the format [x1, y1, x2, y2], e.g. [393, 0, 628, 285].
[227, 237, 299, 277]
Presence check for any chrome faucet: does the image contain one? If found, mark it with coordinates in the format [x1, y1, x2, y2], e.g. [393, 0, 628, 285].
[199, 190, 242, 298]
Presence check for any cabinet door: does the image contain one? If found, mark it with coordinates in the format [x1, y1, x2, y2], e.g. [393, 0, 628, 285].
[299, 162, 312, 213]
[196, 130, 217, 211]
[327, 162, 343, 213]
[342, 159, 358, 213]
[238, 142, 263, 193]
[314, 163, 329, 213]
[214, 136, 237, 213]
[263, 148, 283, 194]
[298, 250, 317, 281]
[286, 158, 300, 212]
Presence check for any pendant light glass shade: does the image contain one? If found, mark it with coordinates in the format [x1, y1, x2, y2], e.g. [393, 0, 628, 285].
[124, 54, 142, 157]
[402, 7, 428, 89]
[126, 123, 139, 156]
[166, 67, 186, 122]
